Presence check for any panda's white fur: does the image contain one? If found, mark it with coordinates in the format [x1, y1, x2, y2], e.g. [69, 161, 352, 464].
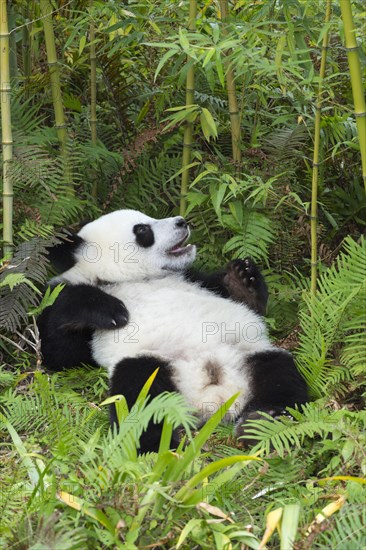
[57, 210, 197, 285]
[55, 209, 278, 421]
[92, 274, 271, 420]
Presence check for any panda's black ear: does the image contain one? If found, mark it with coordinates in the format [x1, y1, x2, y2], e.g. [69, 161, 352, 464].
[47, 231, 85, 273]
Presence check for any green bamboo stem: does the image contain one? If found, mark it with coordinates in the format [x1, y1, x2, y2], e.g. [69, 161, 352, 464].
[7, 1, 18, 80]
[40, 0, 72, 187]
[180, 0, 197, 217]
[90, 17, 98, 199]
[219, 0, 241, 164]
[90, 25, 97, 144]
[0, 0, 14, 258]
[22, 23, 31, 96]
[339, 0, 366, 193]
[310, 0, 332, 296]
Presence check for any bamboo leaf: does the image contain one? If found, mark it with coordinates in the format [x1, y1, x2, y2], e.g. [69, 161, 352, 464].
[200, 107, 218, 141]
[314, 496, 346, 523]
[168, 394, 240, 482]
[28, 283, 64, 315]
[135, 368, 159, 408]
[203, 47, 216, 67]
[317, 476, 366, 484]
[197, 501, 234, 522]
[259, 507, 283, 549]
[57, 491, 116, 532]
[178, 27, 191, 54]
[0, 413, 40, 488]
[154, 48, 179, 81]
[177, 455, 261, 503]
[79, 34, 87, 55]
[211, 183, 228, 220]
[280, 503, 301, 550]
[215, 50, 225, 87]
[177, 519, 203, 549]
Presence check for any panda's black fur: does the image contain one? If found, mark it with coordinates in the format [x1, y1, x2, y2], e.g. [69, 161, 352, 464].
[38, 209, 308, 452]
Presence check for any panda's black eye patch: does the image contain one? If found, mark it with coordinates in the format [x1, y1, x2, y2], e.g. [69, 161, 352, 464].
[133, 224, 155, 248]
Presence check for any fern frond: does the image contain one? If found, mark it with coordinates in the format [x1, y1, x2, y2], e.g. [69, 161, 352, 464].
[296, 236, 366, 396]
[0, 372, 105, 453]
[120, 153, 182, 214]
[103, 391, 196, 459]
[0, 237, 55, 331]
[316, 506, 366, 549]
[263, 125, 310, 163]
[222, 210, 275, 263]
[240, 401, 365, 457]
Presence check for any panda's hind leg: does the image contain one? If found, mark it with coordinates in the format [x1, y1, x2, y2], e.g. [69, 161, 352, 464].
[236, 349, 308, 443]
[109, 355, 181, 453]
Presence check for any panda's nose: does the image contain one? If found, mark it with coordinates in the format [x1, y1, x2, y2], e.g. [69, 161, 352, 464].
[175, 217, 188, 229]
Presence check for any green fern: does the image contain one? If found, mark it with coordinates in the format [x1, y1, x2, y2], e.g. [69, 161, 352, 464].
[0, 237, 55, 332]
[222, 209, 275, 263]
[296, 236, 366, 397]
[263, 125, 310, 165]
[316, 506, 366, 549]
[119, 151, 182, 215]
[0, 373, 104, 450]
[239, 401, 365, 458]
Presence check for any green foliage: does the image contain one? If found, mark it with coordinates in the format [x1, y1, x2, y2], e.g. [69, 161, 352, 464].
[239, 401, 365, 460]
[0, 372, 261, 549]
[296, 236, 366, 397]
[28, 283, 64, 316]
[0, 237, 53, 331]
[316, 506, 366, 549]
[9, 97, 122, 226]
[0, 1, 365, 548]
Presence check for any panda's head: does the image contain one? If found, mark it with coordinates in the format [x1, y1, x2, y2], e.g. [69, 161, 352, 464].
[58, 209, 197, 284]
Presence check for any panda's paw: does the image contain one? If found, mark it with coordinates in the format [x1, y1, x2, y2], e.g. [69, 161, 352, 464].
[223, 258, 267, 314]
[90, 296, 129, 330]
[225, 258, 261, 291]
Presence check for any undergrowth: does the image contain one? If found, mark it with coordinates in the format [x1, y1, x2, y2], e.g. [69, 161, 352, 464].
[0, 0, 365, 548]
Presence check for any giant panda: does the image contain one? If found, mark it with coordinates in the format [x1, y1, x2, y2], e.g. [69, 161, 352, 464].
[38, 209, 308, 452]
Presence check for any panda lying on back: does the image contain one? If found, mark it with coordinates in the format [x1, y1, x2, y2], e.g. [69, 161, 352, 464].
[38, 209, 308, 452]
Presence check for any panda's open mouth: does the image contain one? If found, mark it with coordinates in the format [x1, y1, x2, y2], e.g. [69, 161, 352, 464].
[167, 234, 193, 256]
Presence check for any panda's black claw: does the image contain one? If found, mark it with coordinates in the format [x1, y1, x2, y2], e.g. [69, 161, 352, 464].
[113, 310, 129, 328]
[90, 296, 129, 330]
[109, 303, 129, 329]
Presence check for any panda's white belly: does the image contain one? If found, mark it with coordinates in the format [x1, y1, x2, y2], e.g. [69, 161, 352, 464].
[91, 274, 271, 417]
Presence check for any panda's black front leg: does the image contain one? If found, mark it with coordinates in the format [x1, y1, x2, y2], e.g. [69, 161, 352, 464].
[109, 356, 181, 453]
[185, 257, 268, 315]
[39, 284, 129, 331]
[37, 284, 129, 370]
[223, 258, 268, 315]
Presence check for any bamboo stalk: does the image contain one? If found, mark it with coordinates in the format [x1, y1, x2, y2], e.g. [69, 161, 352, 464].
[90, 14, 98, 199]
[180, 0, 197, 217]
[90, 23, 97, 145]
[310, 0, 332, 296]
[40, 0, 72, 187]
[7, 1, 18, 80]
[22, 1, 32, 96]
[339, 0, 366, 193]
[22, 23, 31, 96]
[0, 0, 14, 258]
[219, 0, 241, 164]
